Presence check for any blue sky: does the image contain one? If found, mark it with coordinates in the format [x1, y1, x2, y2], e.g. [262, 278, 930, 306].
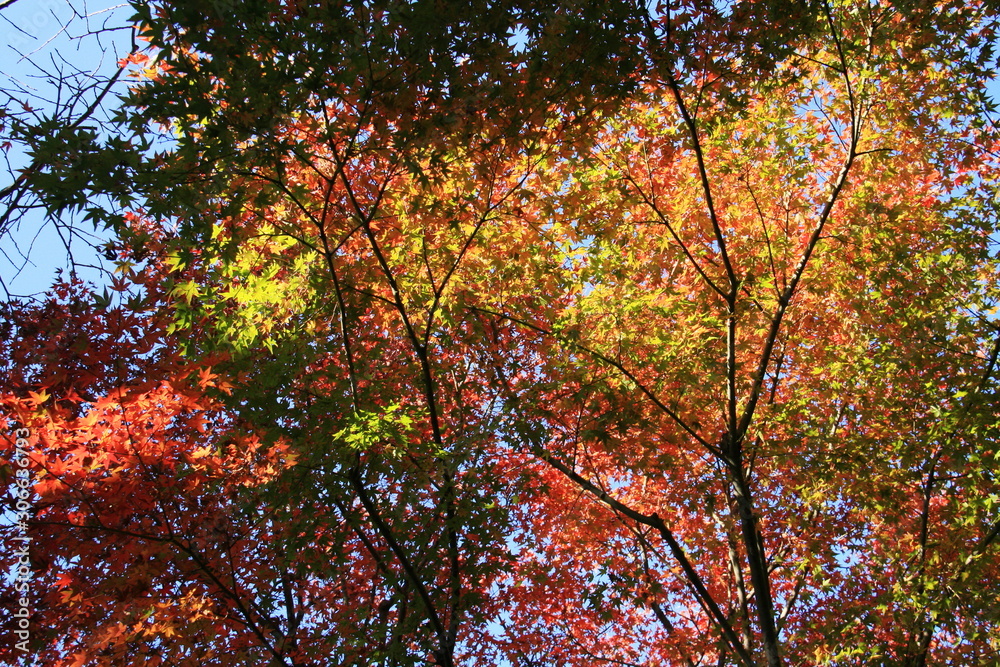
[0, 0, 133, 298]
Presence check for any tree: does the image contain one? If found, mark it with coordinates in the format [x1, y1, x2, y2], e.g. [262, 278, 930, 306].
[0, 0, 147, 297]
[3, 0, 1000, 665]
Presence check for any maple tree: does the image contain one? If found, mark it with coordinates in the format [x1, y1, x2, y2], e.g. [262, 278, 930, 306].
[0, 0, 145, 297]
[4, 1, 1000, 666]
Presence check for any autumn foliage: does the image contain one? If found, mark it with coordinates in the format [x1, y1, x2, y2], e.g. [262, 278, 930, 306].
[4, 1, 1000, 665]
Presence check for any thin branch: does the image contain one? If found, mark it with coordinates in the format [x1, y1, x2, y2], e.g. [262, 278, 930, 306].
[473, 305, 723, 459]
[533, 444, 755, 667]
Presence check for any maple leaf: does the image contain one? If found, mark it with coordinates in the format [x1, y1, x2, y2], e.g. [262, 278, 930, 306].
[27, 389, 50, 406]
